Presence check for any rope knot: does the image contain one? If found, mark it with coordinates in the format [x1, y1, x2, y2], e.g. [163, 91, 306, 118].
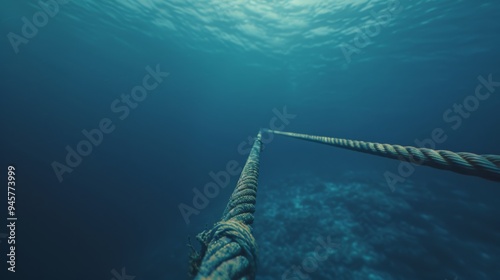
[190, 220, 258, 279]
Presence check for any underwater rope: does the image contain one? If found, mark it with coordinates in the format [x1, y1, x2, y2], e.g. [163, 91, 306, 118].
[189, 128, 498, 278]
[190, 131, 262, 280]
[263, 129, 500, 182]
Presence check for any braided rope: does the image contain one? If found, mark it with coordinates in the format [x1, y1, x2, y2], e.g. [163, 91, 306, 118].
[191, 132, 262, 280]
[264, 129, 500, 182]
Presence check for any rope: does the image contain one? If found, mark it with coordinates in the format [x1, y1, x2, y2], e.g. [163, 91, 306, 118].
[190, 131, 262, 280]
[263, 129, 500, 182]
[189, 128, 498, 277]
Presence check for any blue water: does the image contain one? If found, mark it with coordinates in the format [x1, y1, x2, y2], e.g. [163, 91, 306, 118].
[1, 0, 500, 279]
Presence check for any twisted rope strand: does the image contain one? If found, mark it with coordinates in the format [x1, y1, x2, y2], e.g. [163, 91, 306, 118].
[264, 129, 500, 182]
[192, 132, 262, 280]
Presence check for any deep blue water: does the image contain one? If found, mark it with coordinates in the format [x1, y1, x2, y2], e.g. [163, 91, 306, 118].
[1, 0, 500, 279]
